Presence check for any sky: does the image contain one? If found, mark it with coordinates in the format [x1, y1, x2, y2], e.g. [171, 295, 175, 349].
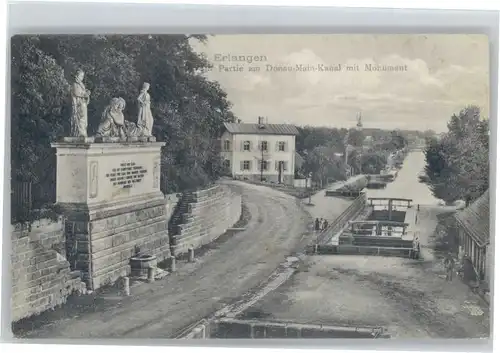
[191, 34, 489, 133]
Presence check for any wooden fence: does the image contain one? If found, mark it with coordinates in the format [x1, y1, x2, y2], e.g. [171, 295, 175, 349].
[11, 181, 32, 224]
[11, 180, 57, 225]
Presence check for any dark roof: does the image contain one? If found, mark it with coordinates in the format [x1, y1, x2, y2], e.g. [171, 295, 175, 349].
[224, 122, 299, 136]
[455, 190, 490, 247]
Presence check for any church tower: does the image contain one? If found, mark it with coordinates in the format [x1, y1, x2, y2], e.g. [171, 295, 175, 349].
[356, 111, 363, 130]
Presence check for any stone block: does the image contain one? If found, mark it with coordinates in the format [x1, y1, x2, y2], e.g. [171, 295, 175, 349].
[17, 237, 29, 248]
[91, 204, 166, 240]
[266, 325, 287, 338]
[301, 327, 342, 338]
[92, 250, 129, 271]
[91, 265, 131, 289]
[35, 257, 59, 271]
[214, 322, 251, 338]
[253, 325, 267, 338]
[285, 326, 301, 338]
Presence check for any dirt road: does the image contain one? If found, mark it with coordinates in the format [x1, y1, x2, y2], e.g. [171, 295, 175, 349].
[15, 181, 312, 339]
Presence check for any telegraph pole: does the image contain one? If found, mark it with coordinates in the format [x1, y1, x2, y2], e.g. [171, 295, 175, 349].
[260, 142, 264, 181]
[356, 111, 363, 175]
[308, 172, 313, 204]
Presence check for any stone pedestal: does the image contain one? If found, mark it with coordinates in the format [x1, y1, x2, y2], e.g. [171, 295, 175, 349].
[51, 139, 170, 290]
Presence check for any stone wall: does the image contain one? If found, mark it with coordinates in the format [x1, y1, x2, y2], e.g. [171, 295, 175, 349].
[211, 319, 386, 338]
[179, 318, 387, 339]
[169, 185, 242, 256]
[309, 244, 414, 258]
[11, 219, 86, 322]
[165, 193, 180, 221]
[65, 198, 171, 290]
[233, 174, 294, 185]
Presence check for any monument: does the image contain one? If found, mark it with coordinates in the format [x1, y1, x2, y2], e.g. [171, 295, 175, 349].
[51, 75, 169, 290]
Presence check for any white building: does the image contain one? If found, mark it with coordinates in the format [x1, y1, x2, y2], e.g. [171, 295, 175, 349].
[220, 118, 299, 185]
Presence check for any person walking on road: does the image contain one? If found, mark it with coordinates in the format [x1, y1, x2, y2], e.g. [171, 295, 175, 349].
[323, 219, 329, 230]
[413, 237, 421, 259]
[444, 253, 455, 281]
[314, 218, 320, 231]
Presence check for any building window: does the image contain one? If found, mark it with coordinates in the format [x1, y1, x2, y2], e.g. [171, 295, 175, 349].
[243, 141, 251, 151]
[242, 161, 251, 170]
[224, 140, 231, 151]
[275, 161, 288, 171]
[223, 160, 230, 169]
[260, 160, 268, 171]
[260, 141, 268, 152]
[278, 141, 286, 151]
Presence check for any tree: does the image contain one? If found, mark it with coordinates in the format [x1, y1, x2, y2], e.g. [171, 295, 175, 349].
[296, 126, 345, 154]
[447, 122, 489, 203]
[424, 137, 462, 202]
[346, 128, 364, 147]
[11, 36, 70, 207]
[422, 129, 437, 140]
[360, 152, 387, 174]
[296, 125, 407, 180]
[303, 146, 346, 187]
[424, 106, 489, 204]
[390, 130, 407, 150]
[345, 149, 386, 175]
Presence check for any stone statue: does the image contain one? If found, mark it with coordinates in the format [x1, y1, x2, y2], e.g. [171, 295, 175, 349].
[124, 120, 146, 137]
[96, 97, 148, 139]
[137, 82, 154, 136]
[70, 69, 91, 137]
[96, 97, 127, 138]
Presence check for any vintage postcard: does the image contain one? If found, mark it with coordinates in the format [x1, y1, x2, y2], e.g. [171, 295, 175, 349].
[9, 34, 490, 339]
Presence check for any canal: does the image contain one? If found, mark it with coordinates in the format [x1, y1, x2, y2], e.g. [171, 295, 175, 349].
[365, 150, 442, 206]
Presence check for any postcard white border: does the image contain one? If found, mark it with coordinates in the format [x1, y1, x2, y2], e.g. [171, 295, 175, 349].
[1, 2, 499, 353]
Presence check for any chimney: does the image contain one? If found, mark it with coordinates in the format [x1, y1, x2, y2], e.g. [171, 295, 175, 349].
[237, 119, 242, 123]
[258, 116, 264, 125]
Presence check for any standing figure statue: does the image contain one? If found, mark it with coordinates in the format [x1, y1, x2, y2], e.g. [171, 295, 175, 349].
[70, 69, 91, 137]
[137, 82, 154, 136]
[96, 97, 127, 139]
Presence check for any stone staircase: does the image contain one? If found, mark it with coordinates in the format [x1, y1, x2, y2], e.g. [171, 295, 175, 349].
[168, 193, 193, 251]
[168, 185, 242, 257]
